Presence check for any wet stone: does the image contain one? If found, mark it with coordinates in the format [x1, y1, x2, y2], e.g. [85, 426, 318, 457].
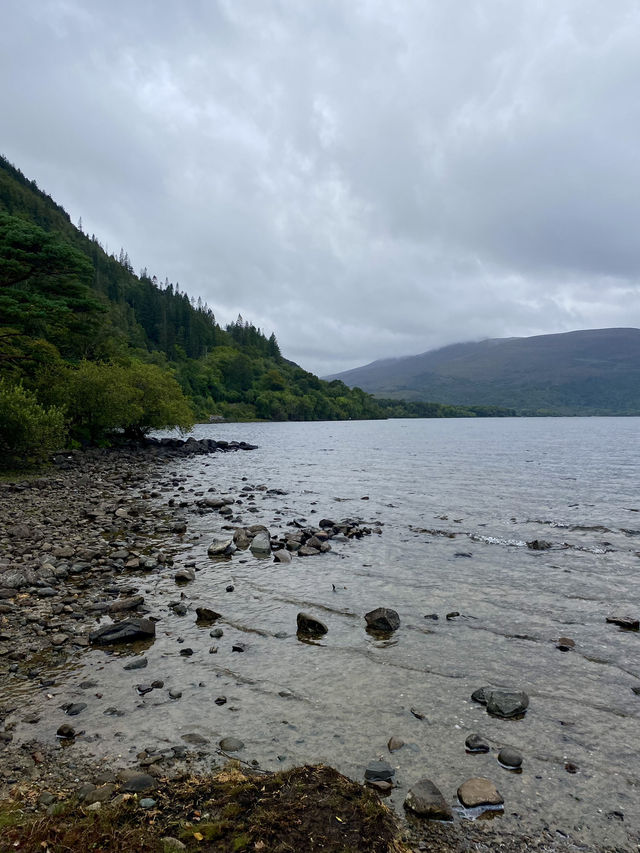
[120, 772, 156, 793]
[123, 656, 148, 670]
[365, 607, 400, 632]
[364, 760, 395, 783]
[498, 746, 523, 769]
[457, 777, 504, 809]
[219, 736, 244, 752]
[404, 778, 453, 821]
[465, 733, 490, 753]
[296, 612, 328, 637]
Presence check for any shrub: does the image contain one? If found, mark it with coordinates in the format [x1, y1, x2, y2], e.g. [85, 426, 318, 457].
[0, 380, 66, 469]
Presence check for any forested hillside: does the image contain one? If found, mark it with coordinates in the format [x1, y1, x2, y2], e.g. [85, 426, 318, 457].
[0, 155, 510, 467]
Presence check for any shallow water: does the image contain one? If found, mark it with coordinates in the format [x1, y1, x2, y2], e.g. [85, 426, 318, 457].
[8, 418, 640, 847]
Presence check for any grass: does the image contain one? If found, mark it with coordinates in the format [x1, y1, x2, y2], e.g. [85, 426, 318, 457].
[0, 764, 408, 853]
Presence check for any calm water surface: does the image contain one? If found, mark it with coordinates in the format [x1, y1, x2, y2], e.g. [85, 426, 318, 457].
[10, 418, 640, 847]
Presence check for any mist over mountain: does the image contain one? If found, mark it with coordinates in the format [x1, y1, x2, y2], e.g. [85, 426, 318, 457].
[326, 329, 640, 415]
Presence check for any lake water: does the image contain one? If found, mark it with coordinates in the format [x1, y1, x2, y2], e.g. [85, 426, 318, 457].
[13, 418, 640, 847]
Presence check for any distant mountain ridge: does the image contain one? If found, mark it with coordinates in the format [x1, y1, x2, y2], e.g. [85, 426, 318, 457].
[326, 328, 640, 415]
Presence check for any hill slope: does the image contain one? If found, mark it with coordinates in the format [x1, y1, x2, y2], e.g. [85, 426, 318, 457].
[327, 329, 640, 415]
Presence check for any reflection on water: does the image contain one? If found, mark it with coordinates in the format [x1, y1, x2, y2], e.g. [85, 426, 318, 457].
[4, 417, 640, 848]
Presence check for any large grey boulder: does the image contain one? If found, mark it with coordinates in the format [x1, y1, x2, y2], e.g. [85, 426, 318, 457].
[404, 778, 453, 820]
[89, 618, 156, 646]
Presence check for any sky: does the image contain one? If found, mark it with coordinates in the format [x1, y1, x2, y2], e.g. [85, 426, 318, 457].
[2, 0, 640, 376]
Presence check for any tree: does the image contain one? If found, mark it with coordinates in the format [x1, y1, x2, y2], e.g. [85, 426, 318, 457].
[0, 212, 105, 359]
[0, 380, 66, 469]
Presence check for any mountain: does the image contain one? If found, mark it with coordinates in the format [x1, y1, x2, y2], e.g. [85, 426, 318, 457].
[326, 329, 640, 415]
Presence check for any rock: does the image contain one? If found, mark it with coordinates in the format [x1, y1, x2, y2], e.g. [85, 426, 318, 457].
[56, 723, 75, 739]
[89, 618, 156, 646]
[387, 736, 405, 753]
[527, 539, 553, 550]
[209, 627, 223, 638]
[196, 607, 221, 624]
[498, 747, 523, 769]
[465, 733, 490, 753]
[208, 538, 236, 557]
[123, 656, 148, 670]
[404, 778, 453, 821]
[85, 784, 116, 804]
[232, 642, 245, 653]
[170, 602, 188, 616]
[174, 568, 195, 583]
[50, 633, 68, 646]
[446, 611, 460, 620]
[556, 637, 575, 651]
[564, 762, 579, 774]
[169, 689, 182, 700]
[120, 772, 156, 793]
[296, 612, 328, 636]
[424, 613, 439, 621]
[273, 549, 292, 563]
[179, 648, 193, 656]
[486, 690, 529, 719]
[298, 546, 320, 556]
[139, 797, 156, 809]
[136, 684, 154, 695]
[160, 837, 186, 851]
[368, 780, 393, 794]
[108, 595, 144, 613]
[64, 702, 87, 716]
[606, 615, 639, 631]
[457, 777, 503, 809]
[410, 707, 426, 720]
[250, 530, 271, 553]
[38, 792, 56, 806]
[364, 761, 395, 783]
[233, 529, 250, 549]
[86, 802, 102, 812]
[219, 736, 244, 752]
[472, 687, 529, 718]
[365, 607, 400, 632]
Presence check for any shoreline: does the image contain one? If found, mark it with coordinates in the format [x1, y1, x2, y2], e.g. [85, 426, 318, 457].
[0, 444, 626, 852]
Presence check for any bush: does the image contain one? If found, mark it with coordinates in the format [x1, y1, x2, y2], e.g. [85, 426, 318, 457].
[0, 380, 66, 469]
[64, 359, 194, 443]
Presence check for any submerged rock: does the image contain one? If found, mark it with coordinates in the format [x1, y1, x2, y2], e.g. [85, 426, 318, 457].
[465, 733, 490, 753]
[472, 687, 529, 718]
[89, 618, 156, 646]
[296, 612, 328, 636]
[606, 615, 639, 631]
[457, 777, 503, 809]
[219, 736, 244, 752]
[498, 746, 523, 769]
[365, 607, 400, 632]
[404, 778, 453, 820]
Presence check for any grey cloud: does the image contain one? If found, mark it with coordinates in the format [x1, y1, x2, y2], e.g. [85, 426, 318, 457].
[2, 0, 639, 376]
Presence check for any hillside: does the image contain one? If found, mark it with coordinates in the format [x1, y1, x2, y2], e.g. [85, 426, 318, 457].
[1, 155, 510, 468]
[326, 329, 640, 415]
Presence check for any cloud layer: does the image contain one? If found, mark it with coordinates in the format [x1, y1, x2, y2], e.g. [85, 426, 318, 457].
[2, 0, 640, 374]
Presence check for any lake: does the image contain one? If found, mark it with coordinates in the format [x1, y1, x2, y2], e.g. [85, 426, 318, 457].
[15, 418, 640, 847]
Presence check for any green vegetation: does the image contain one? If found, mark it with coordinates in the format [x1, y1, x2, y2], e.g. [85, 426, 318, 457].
[0, 154, 514, 470]
[0, 765, 406, 853]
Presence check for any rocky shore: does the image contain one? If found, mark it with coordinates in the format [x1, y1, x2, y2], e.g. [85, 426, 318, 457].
[0, 443, 627, 852]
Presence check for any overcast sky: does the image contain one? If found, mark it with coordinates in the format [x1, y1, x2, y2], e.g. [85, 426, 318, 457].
[2, 1, 640, 376]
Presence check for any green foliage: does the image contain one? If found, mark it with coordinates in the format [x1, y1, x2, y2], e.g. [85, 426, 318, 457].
[0, 380, 66, 468]
[0, 211, 106, 362]
[62, 360, 194, 443]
